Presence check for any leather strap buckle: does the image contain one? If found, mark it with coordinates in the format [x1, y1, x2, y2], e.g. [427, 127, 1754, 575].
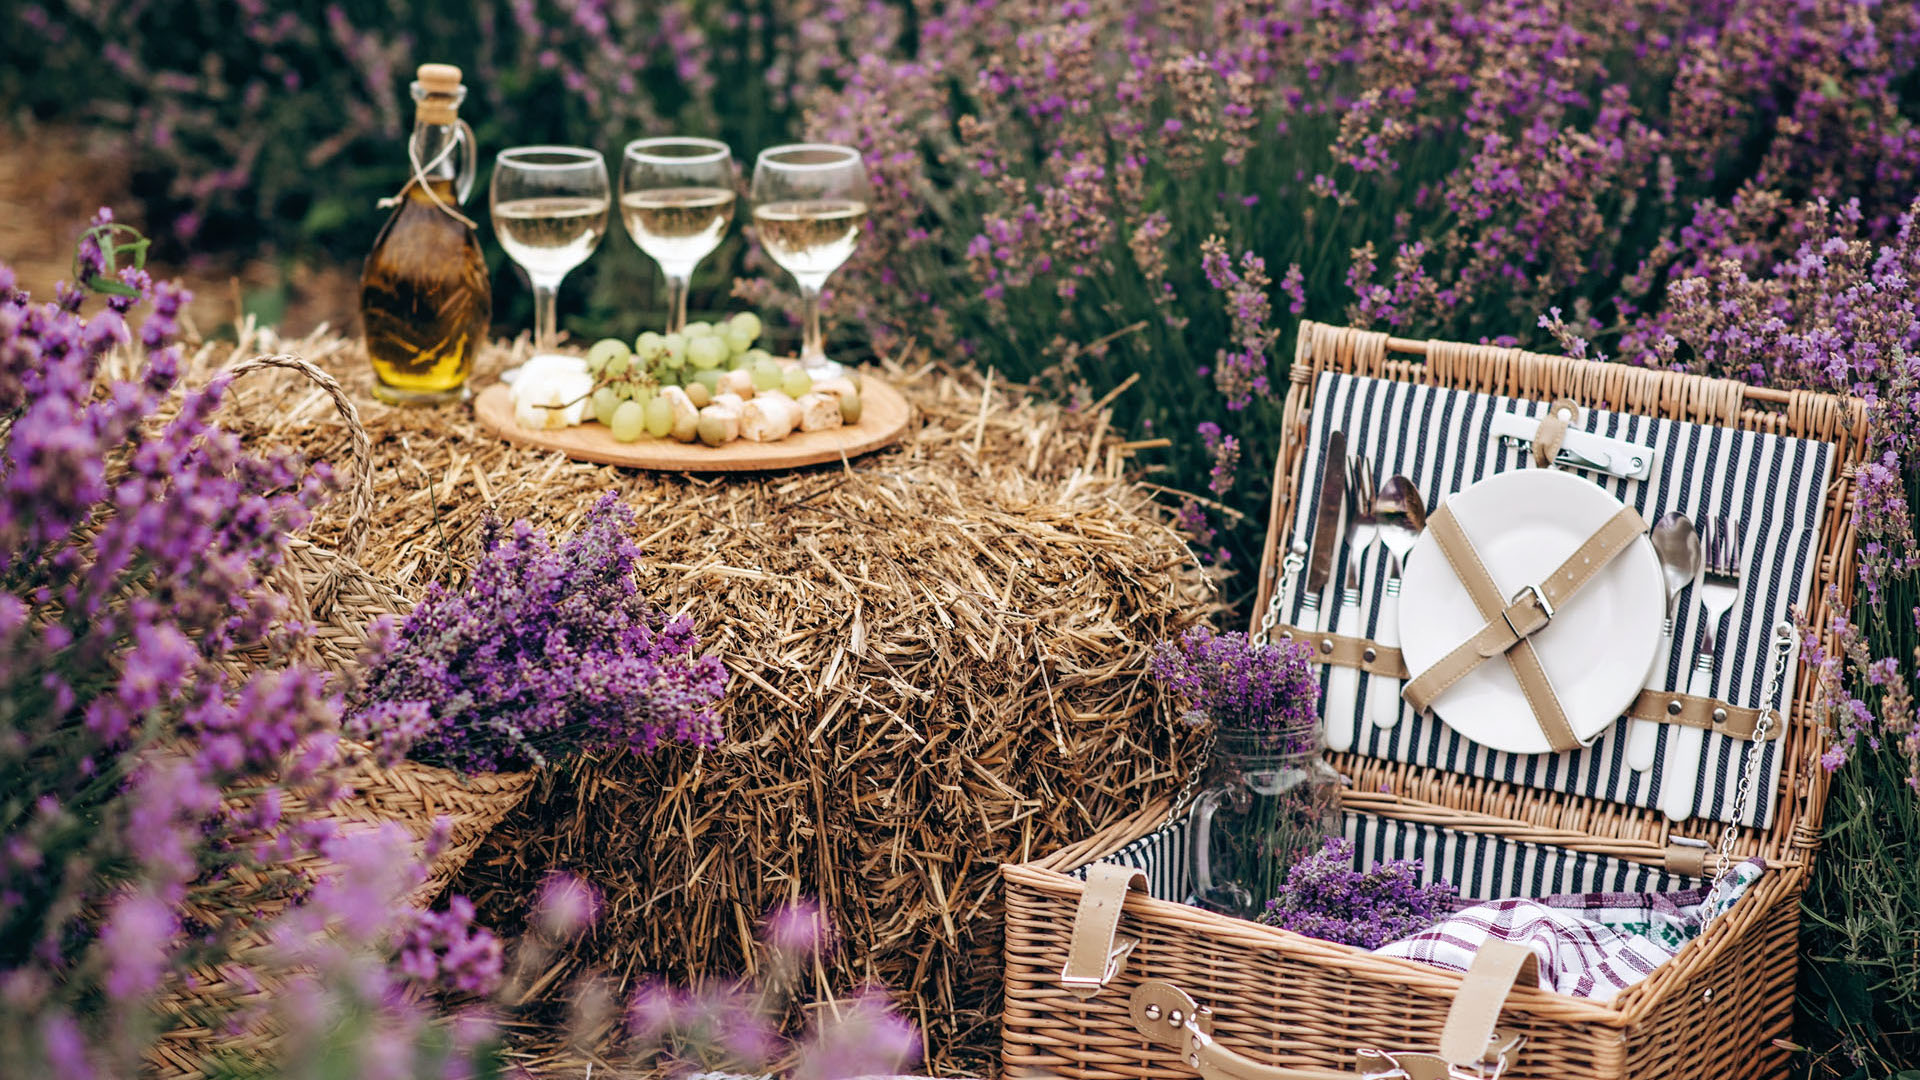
[1501, 584, 1553, 640]
[1059, 935, 1137, 992]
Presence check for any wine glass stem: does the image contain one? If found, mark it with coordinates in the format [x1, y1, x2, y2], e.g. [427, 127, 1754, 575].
[663, 270, 692, 334]
[531, 273, 563, 353]
[796, 275, 828, 365]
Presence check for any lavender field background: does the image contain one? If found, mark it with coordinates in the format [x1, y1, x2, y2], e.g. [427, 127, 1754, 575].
[4, 0, 1920, 1076]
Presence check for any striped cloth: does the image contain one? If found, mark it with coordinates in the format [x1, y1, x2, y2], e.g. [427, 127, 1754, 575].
[1073, 812, 1700, 906]
[1288, 372, 1831, 827]
[1373, 858, 1765, 1002]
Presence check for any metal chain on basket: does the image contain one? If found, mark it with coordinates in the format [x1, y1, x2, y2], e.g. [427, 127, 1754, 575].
[1163, 547, 1305, 829]
[1701, 619, 1797, 922]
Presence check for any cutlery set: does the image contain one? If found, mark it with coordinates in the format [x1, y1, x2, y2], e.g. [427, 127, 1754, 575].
[1297, 437, 1427, 750]
[1289, 429, 1760, 821]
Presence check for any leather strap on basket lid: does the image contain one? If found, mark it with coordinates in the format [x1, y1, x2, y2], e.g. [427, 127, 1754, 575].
[1401, 499, 1649, 751]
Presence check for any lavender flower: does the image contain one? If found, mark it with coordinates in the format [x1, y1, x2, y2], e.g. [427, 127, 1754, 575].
[347, 491, 729, 774]
[1, 219, 492, 1076]
[534, 871, 603, 941]
[626, 901, 918, 1080]
[1260, 837, 1458, 949]
[1151, 625, 1319, 749]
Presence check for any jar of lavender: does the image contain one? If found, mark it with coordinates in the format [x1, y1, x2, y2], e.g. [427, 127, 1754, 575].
[1151, 625, 1338, 921]
[1186, 728, 1341, 918]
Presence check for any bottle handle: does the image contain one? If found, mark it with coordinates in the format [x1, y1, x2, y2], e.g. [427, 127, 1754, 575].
[453, 119, 478, 205]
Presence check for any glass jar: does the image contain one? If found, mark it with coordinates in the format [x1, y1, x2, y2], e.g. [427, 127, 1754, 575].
[1186, 727, 1341, 919]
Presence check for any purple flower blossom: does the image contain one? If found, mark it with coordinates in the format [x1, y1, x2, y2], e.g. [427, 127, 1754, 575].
[1151, 625, 1319, 749]
[1, 224, 490, 1074]
[1260, 837, 1458, 949]
[347, 492, 729, 773]
[534, 871, 603, 940]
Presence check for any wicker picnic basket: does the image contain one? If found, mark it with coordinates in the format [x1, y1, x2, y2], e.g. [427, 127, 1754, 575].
[146, 354, 535, 1079]
[1000, 322, 1867, 1080]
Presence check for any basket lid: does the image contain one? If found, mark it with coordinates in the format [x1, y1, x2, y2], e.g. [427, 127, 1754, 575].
[1252, 322, 1866, 868]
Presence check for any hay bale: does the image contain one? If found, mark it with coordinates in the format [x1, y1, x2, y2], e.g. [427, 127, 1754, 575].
[199, 330, 1215, 1074]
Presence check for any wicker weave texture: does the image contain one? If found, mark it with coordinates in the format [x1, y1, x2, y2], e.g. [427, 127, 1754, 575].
[1002, 322, 1870, 1080]
[146, 754, 533, 1079]
[144, 353, 533, 1078]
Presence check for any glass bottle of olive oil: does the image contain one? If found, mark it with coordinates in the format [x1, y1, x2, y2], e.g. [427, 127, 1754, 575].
[360, 63, 490, 404]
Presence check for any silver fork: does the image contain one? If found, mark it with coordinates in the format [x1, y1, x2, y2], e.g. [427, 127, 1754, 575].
[1324, 456, 1377, 751]
[1661, 517, 1744, 822]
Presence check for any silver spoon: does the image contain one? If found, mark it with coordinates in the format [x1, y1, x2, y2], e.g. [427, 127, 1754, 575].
[1367, 476, 1428, 730]
[1627, 512, 1701, 771]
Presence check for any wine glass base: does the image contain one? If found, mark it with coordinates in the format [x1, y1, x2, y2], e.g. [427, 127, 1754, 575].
[799, 356, 846, 379]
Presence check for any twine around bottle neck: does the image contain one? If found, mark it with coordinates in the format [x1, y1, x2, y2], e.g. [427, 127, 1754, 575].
[376, 122, 477, 230]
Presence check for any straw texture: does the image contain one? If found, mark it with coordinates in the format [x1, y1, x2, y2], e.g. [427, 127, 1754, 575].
[169, 326, 1214, 1076]
[1000, 322, 1869, 1080]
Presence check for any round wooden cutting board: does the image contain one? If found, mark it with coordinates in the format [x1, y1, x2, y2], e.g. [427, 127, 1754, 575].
[472, 374, 910, 472]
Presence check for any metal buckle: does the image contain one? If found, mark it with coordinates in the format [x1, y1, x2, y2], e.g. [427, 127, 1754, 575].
[1357, 1031, 1524, 1079]
[1502, 583, 1553, 639]
[1059, 936, 1135, 993]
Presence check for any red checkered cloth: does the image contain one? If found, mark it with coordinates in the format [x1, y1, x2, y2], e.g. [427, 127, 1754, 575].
[1372, 858, 1765, 1002]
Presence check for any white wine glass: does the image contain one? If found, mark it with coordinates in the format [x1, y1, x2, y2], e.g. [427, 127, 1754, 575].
[750, 143, 870, 375]
[619, 137, 736, 333]
[490, 145, 610, 376]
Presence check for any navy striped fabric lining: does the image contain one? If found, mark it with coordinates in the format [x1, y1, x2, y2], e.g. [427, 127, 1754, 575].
[1286, 373, 1830, 827]
[1073, 812, 1695, 906]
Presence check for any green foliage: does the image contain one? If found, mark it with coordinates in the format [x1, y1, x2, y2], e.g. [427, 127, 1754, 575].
[1799, 540, 1920, 1079]
[3, 0, 816, 340]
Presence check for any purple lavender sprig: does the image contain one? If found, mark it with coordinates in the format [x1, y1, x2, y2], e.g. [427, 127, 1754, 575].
[1, 213, 496, 1076]
[1260, 837, 1458, 949]
[1150, 624, 1320, 750]
[347, 492, 729, 774]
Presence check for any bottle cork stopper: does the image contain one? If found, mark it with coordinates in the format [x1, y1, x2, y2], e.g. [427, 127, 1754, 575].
[417, 63, 463, 93]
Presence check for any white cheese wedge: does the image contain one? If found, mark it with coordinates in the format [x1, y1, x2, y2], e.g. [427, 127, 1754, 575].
[660, 385, 701, 443]
[511, 357, 594, 430]
[717, 369, 756, 399]
[810, 376, 858, 403]
[741, 393, 799, 442]
[794, 392, 844, 433]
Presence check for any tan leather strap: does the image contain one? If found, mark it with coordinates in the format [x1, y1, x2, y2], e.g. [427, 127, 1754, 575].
[1276, 626, 1404, 677]
[1438, 937, 1538, 1064]
[1626, 690, 1776, 739]
[1280, 626, 1779, 740]
[1129, 980, 1361, 1079]
[1282, 627, 1777, 741]
[1662, 842, 1711, 877]
[1530, 400, 1579, 469]
[1060, 862, 1147, 997]
[1403, 502, 1648, 750]
[1125, 940, 1535, 1080]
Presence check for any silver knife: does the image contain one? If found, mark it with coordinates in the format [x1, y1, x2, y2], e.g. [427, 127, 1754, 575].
[1297, 429, 1347, 634]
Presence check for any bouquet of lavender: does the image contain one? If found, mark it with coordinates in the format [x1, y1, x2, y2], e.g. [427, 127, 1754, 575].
[1154, 625, 1333, 917]
[347, 492, 728, 774]
[1260, 837, 1458, 950]
[1150, 624, 1320, 748]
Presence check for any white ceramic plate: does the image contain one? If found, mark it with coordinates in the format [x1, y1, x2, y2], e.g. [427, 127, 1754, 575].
[1398, 469, 1664, 754]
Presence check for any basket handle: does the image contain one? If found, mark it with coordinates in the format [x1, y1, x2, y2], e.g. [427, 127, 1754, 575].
[225, 353, 374, 614]
[1065, 862, 1536, 1080]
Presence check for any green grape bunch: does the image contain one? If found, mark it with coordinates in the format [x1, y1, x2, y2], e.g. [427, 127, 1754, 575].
[583, 312, 766, 443]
